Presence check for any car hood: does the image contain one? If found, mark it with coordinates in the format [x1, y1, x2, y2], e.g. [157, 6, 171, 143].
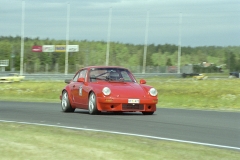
[94, 82, 149, 98]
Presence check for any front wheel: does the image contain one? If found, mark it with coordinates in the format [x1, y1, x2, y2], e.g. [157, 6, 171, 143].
[61, 91, 75, 112]
[88, 92, 100, 115]
[142, 111, 154, 115]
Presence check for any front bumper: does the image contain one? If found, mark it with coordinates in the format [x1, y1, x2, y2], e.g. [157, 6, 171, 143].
[97, 97, 157, 112]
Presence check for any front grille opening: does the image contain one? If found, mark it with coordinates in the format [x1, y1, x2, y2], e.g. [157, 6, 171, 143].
[122, 104, 144, 110]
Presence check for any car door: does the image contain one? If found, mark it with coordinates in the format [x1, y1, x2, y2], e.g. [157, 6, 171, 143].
[69, 71, 80, 105]
[79, 70, 91, 107]
[72, 69, 88, 108]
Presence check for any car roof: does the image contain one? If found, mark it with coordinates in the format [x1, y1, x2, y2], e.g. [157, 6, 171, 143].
[82, 66, 128, 70]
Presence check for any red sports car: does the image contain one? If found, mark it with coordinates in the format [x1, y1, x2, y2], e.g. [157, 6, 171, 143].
[60, 66, 158, 115]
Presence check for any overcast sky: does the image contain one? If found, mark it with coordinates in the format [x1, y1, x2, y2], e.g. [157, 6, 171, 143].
[1, 0, 239, 47]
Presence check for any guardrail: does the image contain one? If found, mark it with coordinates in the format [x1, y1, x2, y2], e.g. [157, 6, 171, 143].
[0, 72, 231, 81]
[0, 72, 182, 81]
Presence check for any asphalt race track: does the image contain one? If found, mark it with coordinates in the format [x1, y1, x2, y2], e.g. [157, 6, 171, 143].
[0, 101, 239, 150]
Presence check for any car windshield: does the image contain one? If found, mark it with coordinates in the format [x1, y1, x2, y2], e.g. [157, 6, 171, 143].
[89, 68, 136, 82]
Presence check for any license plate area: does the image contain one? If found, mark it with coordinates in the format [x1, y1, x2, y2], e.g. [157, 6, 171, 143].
[128, 99, 140, 104]
[122, 104, 144, 110]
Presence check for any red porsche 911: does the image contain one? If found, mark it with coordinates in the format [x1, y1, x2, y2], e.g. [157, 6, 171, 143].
[60, 66, 158, 115]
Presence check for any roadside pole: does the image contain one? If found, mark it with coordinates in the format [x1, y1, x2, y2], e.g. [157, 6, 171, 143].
[20, 0, 25, 75]
[177, 13, 182, 74]
[142, 10, 149, 74]
[65, 2, 70, 75]
[106, 7, 112, 66]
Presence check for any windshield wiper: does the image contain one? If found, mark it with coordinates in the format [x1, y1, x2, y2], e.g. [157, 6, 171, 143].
[95, 71, 108, 78]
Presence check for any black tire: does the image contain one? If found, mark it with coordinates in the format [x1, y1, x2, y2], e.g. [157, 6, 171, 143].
[61, 91, 75, 112]
[142, 111, 154, 115]
[88, 92, 100, 115]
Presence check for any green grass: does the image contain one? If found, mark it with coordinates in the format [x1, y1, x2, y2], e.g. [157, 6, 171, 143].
[1, 78, 240, 111]
[0, 81, 65, 102]
[151, 78, 240, 111]
[0, 122, 239, 160]
[1, 79, 240, 159]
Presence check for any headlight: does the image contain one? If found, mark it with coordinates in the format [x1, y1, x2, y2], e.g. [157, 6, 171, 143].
[102, 87, 111, 96]
[149, 88, 158, 96]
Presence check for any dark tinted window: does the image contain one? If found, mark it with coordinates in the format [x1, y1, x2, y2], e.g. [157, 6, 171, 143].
[89, 68, 136, 82]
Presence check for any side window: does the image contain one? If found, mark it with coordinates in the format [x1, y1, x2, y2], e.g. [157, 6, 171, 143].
[73, 72, 80, 82]
[79, 70, 87, 79]
[73, 70, 87, 82]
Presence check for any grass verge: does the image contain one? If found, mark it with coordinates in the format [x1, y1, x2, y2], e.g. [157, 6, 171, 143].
[1, 79, 240, 159]
[0, 78, 240, 111]
[0, 122, 239, 160]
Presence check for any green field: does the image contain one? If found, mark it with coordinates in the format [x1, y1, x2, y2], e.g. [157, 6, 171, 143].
[0, 122, 239, 160]
[1, 78, 240, 111]
[149, 78, 240, 111]
[1, 78, 240, 159]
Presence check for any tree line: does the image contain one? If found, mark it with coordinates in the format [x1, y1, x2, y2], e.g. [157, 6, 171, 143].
[0, 36, 239, 73]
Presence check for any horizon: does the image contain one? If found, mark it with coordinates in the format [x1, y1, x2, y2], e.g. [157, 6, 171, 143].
[1, 35, 239, 48]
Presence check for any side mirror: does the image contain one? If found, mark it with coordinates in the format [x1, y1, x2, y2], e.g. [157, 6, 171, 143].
[77, 77, 85, 82]
[140, 79, 146, 84]
[64, 79, 72, 84]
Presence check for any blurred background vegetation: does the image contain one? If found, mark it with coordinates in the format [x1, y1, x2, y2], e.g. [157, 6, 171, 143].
[0, 36, 239, 74]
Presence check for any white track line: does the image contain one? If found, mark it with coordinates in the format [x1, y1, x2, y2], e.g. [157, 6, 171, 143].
[0, 119, 239, 151]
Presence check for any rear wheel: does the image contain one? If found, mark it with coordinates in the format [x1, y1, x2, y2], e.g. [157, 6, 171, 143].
[88, 92, 100, 115]
[61, 91, 75, 112]
[142, 111, 154, 115]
